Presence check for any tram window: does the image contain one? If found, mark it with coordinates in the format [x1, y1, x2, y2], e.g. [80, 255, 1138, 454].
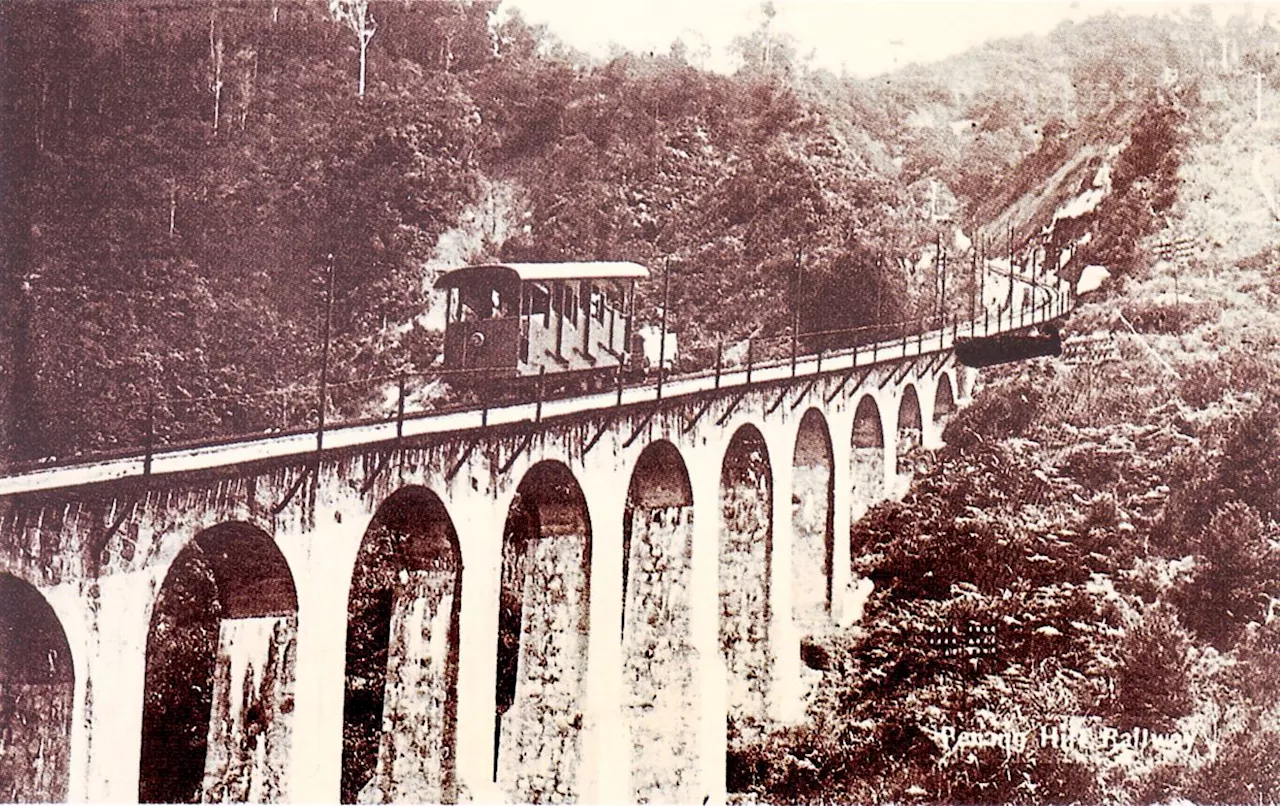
[491, 289, 510, 319]
[525, 283, 550, 318]
[562, 282, 580, 322]
[457, 287, 485, 322]
[591, 286, 605, 323]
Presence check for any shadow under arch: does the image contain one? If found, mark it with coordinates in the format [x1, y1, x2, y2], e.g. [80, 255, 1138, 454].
[851, 395, 886, 518]
[621, 439, 697, 801]
[897, 384, 923, 476]
[719, 424, 772, 793]
[934, 373, 956, 428]
[494, 460, 592, 802]
[139, 522, 298, 804]
[0, 573, 74, 803]
[341, 486, 462, 804]
[792, 408, 835, 627]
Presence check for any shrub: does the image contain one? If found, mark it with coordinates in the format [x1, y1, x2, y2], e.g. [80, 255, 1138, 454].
[1174, 501, 1278, 650]
[1110, 602, 1194, 733]
[1216, 394, 1280, 522]
[1121, 298, 1219, 335]
[943, 376, 1042, 450]
[1186, 711, 1280, 805]
[1154, 445, 1225, 555]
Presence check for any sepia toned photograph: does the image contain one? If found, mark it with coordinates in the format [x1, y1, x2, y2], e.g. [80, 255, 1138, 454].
[1, 0, 1278, 803]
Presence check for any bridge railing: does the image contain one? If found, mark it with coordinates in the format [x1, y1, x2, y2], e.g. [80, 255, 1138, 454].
[0, 273, 1072, 492]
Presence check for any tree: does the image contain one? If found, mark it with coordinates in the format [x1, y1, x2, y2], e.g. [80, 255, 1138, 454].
[208, 14, 224, 133]
[1176, 502, 1279, 650]
[1112, 602, 1193, 733]
[1217, 394, 1280, 521]
[732, 0, 800, 77]
[329, 0, 376, 98]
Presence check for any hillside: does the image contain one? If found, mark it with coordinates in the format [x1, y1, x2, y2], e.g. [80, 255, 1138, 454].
[0, 1, 1218, 465]
[733, 37, 1280, 805]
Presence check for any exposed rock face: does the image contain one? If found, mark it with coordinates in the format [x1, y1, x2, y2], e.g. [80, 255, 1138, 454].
[201, 615, 296, 804]
[623, 504, 697, 803]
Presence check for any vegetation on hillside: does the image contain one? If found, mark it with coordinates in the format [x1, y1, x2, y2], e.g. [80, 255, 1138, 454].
[732, 30, 1280, 802]
[0, 0, 1224, 464]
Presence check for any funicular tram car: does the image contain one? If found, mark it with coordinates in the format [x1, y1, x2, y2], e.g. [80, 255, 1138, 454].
[435, 261, 650, 390]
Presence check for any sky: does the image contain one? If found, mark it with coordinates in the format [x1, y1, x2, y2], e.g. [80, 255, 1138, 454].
[497, 0, 1272, 77]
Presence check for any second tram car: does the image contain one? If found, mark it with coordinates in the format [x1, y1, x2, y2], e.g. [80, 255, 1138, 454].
[435, 261, 650, 386]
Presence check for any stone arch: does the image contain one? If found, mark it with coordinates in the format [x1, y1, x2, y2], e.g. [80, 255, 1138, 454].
[139, 522, 298, 804]
[719, 424, 772, 792]
[897, 384, 923, 477]
[341, 487, 462, 804]
[621, 440, 697, 802]
[851, 395, 887, 522]
[791, 408, 834, 629]
[0, 573, 74, 803]
[494, 461, 592, 802]
[933, 373, 957, 431]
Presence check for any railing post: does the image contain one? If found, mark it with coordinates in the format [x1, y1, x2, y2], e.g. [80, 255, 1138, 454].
[817, 346, 823, 374]
[143, 392, 155, 477]
[316, 383, 326, 453]
[657, 355, 665, 402]
[715, 343, 723, 389]
[746, 339, 754, 386]
[536, 366, 545, 423]
[318, 252, 335, 454]
[396, 373, 406, 440]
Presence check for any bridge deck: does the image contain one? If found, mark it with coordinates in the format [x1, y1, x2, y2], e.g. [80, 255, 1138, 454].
[0, 284, 1071, 497]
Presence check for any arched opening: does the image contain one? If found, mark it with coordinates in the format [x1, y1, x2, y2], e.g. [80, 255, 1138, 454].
[139, 522, 298, 804]
[0, 574, 74, 803]
[897, 385, 923, 478]
[719, 425, 772, 793]
[341, 487, 462, 804]
[934, 374, 956, 429]
[494, 461, 592, 801]
[792, 409, 834, 630]
[621, 440, 697, 802]
[851, 396, 886, 523]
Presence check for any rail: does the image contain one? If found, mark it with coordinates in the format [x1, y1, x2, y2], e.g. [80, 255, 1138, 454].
[0, 274, 1073, 497]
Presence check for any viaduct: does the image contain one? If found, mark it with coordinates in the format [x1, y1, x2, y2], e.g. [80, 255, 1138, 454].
[0, 276, 1069, 804]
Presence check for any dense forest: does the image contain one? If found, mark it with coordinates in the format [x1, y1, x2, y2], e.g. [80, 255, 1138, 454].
[729, 13, 1280, 802]
[0, 0, 1238, 465]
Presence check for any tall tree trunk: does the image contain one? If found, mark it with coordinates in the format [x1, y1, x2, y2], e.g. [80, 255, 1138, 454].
[358, 37, 368, 97]
[210, 17, 224, 133]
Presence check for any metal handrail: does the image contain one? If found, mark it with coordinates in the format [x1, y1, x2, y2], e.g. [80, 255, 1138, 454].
[0, 274, 1072, 495]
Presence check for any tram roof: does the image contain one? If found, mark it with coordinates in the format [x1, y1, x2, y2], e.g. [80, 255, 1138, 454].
[435, 261, 650, 289]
